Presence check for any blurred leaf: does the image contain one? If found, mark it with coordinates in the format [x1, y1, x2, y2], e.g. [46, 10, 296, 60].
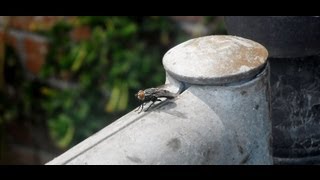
[41, 86, 57, 97]
[71, 43, 87, 72]
[105, 83, 121, 112]
[160, 31, 170, 45]
[63, 96, 73, 110]
[48, 114, 75, 149]
[76, 102, 90, 120]
[120, 22, 137, 37]
[128, 78, 140, 89]
[79, 73, 91, 88]
[117, 83, 128, 111]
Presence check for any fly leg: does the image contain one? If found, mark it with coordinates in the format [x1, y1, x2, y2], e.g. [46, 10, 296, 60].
[135, 102, 145, 113]
[145, 98, 162, 112]
[134, 104, 141, 112]
[138, 103, 144, 113]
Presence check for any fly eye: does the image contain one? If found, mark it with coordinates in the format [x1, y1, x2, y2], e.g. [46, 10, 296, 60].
[137, 90, 145, 100]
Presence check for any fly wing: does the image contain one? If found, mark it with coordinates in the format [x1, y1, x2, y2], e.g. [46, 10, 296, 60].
[143, 88, 158, 96]
[156, 83, 184, 95]
[144, 88, 177, 99]
[155, 89, 177, 99]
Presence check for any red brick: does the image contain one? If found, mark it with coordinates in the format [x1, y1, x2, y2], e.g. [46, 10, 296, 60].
[0, 29, 18, 51]
[70, 25, 91, 42]
[23, 36, 48, 74]
[0, 29, 4, 41]
[0, 29, 4, 58]
[30, 16, 64, 31]
[8, 16, 65, 32]
[2, 16, 80, 32]
[4, 30, 18, 49]
[25, 54, 45, 74]
[9, 16, 33, 30]
[24, 36, 48, 54]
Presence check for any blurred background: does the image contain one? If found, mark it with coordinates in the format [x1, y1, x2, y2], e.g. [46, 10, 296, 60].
[0, 16, 226, 164]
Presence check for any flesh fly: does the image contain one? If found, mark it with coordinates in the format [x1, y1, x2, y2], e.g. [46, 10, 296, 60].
[135, 86, 177, 113]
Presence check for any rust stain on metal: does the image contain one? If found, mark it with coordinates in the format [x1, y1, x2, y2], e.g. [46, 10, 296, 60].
[163, 35, 268, 85]
[166, 138, 181, 152]
[185, 36, 268, 76]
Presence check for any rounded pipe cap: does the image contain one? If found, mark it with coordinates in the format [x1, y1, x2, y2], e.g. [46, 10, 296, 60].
[163, 35, 268, 85]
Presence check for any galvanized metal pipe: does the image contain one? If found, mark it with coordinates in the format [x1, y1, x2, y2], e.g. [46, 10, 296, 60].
[47, 35, 272, 165]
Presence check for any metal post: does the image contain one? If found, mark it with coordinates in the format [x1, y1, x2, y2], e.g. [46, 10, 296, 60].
[225, 16, 320, 164]
[47, 35, 272, 165]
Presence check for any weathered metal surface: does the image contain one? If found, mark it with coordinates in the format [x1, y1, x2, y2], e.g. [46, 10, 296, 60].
[163, 35, 268, 85]
[270, 56, 320, 164]
[225, 16, 320, 164]
[47, 35, 272, 165]
[47, 68, 272, 165]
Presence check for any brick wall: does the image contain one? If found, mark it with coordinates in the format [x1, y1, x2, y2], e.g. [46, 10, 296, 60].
[1, 17, 52, 75]
[0, 16, 74, 164]
[0, 16, 89, 75]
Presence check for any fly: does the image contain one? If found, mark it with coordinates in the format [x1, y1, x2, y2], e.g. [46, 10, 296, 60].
[135, 86, 178, 113]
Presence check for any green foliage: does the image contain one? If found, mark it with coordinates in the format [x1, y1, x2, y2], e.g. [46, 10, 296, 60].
[38, 16, 187, 148]
[1, 16, 225, 150]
